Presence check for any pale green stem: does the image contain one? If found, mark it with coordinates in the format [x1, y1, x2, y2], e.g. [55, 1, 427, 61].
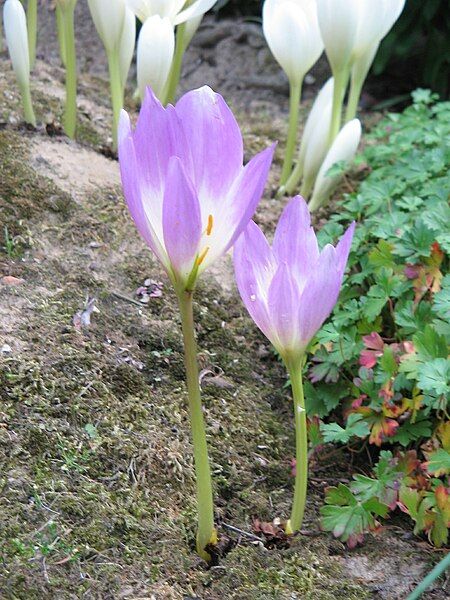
[163, 22, 186, 106]
[345, 71, 364, 123]
[19, 80, 36, 126]
[107, 48, 123, 151]
[284, 157, 303, 196]
[280, 79, 302, 187]
[61, 3, 77, 138]
[299, 172, 314, 200]
[56, 4, 67, 67]
[26, 0, 37, 69]
[329, 68, 349, 145]
[177, 290, 217, 561]
[285, 358, 307, 534]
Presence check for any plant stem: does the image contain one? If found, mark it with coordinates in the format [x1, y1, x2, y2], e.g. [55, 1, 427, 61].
[107, 48, 123, 151]
[61, 3, 77, 139]
[328, 68, 349, 144]
[56, 4, 67, 67]
[163, 22, 186, 105]
[279, 79, 302, 187]
[19, 81, 36, 127]
[27, 0, 37, 69]
[284, 157, 303, 196]
[299, 172, 315, 200]
[407, 552, 450, 600]
[177, 290, 217, 561]
[345, 71, 364, 124]
[285, 358, 308, 533]
[345, 45, 378, 123]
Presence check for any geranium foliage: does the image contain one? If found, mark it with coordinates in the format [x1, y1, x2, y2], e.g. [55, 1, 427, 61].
[305, 90, 450, 547]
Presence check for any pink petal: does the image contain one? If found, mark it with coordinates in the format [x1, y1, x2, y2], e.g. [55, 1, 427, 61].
[118, 110, 168, 267]
[132, 88, 187, 228]
[335, 221, 356, 276]
[272, 196, 320, 290]
[214, 145, 275, 257]
[297, 244, 342, 348]
[175, 86, 244, 201]
[268, 262, 301, 352]
[162, 157, 202, 281]
[233, 221, 276, 341]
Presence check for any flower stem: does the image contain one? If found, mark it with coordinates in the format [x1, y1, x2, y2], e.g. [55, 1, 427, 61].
[26, 0, 37, 69]
[61, 3, 77, 139]
[299, 172, 314, 200]
[344, 71, 364, 124]
[19, 81, 36, 127]
[177, 290, 217, 561]
[107, 48, 123, 151]
[56, 4, 67, 67]
[285, 358, 307, 533]
[279, 79, 302, 187]
[284, 157, 303, 196]
[328, 68, 349, 145]
[163, 22, 186, 105]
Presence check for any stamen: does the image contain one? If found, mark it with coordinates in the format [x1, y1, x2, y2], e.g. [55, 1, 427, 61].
[196, 247, 210, 266]
[206, 214, 214, 236]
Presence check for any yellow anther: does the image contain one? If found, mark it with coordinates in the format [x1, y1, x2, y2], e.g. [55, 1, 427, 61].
[206, 214, 214, 236]
[196, 247, 210, 266]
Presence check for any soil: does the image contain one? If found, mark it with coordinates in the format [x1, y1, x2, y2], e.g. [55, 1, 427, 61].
[0, 4, 448, 599]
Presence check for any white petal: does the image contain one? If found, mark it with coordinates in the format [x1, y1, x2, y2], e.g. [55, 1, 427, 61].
[119, 7, 136, 88]
[3, 0, 30, 88]
[302, 101, 332, 187]
[137, 15, 175, 101]
[88, 0, 126, 53]
[263, 0, 323, 85]
[174, 0, 217, 25]
[316, 0, 359, 72]
[309, 119, 362, 211]
[297, 77, 333, 170]
[126, 0, 152, 21]
[183, 13, 203, 49]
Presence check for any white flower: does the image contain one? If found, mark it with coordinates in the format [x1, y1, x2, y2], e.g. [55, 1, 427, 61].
[127, 0, 216, 24]
[88, 0, 126, 53]
[316, 0, 359, 73]
[309, 118, 361, 211]
[137, 15, 175, 100]
[263, 0, 323, 86]
[3, 0, 30, 90]
[120, 7, 136, 88]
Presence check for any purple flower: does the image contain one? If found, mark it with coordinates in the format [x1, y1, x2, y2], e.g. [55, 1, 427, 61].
[234, 196, 355, 358]
[118, 86, 274, 289]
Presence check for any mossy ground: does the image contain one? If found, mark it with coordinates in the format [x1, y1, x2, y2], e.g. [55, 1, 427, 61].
[0, 51, 443, 599]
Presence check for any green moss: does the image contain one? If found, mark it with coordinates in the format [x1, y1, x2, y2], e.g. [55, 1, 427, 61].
[207, 544, 369, 599]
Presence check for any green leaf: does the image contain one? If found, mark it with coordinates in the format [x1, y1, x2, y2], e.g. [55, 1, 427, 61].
[304, 382, 348, 418]
[418, 358, 450, 396]
[433, 274, 450, 319]
[368, 240, 396, 269]
[321, 484, 388, 545]
[379, 346, 397, 377]
[426, 448, 450, 475]
[391, 416, 433, 446]
[361, 286, 388, 322]
[321, 414, 370, 444]
[414, 325, 448, 361]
